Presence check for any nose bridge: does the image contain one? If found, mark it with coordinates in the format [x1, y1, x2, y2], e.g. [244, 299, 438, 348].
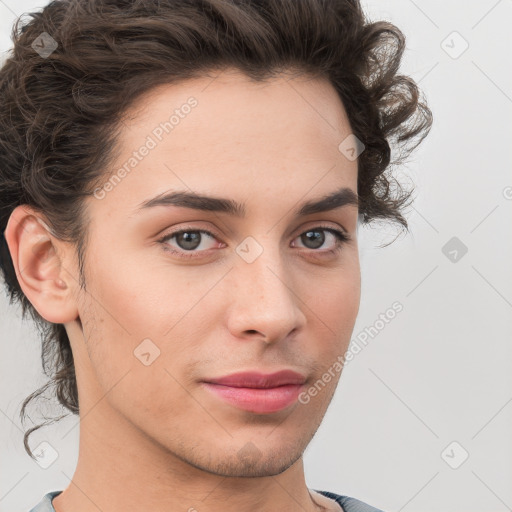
[239, 240, 291, 305]
[227, 236, 305, 339]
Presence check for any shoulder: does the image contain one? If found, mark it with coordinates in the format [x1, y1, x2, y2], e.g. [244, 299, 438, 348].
[315, 489, 386, 512]
[28, 490, 63, 512]
[29, 489, 384, 512]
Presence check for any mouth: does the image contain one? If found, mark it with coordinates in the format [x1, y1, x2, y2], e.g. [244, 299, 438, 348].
[201, 370, 307, 414]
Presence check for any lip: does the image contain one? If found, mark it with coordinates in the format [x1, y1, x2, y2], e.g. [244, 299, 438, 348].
[202, 370, 307, 414]
[205, 370, 307, 388]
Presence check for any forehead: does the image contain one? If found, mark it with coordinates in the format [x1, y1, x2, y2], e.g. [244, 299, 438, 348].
[120, 67, 353, 149]
[91, 68, 358, 220]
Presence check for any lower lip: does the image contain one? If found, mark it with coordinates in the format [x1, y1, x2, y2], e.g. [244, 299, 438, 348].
[202, 382, 304, 414]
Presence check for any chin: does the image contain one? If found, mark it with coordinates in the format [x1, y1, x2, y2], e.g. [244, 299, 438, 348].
[178, 438, 306, 478]
[203, 451, 300, 478]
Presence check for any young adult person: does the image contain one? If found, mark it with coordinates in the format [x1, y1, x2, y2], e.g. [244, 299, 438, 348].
[0, 0, 432, 510]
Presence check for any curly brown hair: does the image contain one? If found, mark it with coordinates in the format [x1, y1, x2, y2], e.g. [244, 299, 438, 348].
[0, 0, 432, 459]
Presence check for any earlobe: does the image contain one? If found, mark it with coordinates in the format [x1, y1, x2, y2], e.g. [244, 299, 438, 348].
[4, 205, 79, 324]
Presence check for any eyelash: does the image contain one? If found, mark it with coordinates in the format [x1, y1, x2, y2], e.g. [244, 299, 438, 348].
[156, 224, 351, 260]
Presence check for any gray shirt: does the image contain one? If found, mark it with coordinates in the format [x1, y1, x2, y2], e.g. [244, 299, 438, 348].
[28, 489, 385, 512]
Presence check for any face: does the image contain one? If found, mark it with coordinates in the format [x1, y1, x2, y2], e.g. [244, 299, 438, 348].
[65, 68, 361, 477]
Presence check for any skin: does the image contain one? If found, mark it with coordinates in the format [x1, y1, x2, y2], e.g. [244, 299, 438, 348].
[5, 68, 361, 512]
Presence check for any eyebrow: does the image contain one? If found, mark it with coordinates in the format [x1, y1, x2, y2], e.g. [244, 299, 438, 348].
[133, 186, 359, 217]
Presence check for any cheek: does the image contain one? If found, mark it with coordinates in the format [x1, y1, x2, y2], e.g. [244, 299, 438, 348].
[304, 267, 361, 367]
[83, 250, 183, 340]
[76, 255, 209, 403]
[75, 264, 164, 394]
[307, 263, 361, 323]
[78, 288, 191, 427]
[297, 275, 359, 410]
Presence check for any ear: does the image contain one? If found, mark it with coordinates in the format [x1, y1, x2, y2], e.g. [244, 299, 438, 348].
[4, 204, 80, 324]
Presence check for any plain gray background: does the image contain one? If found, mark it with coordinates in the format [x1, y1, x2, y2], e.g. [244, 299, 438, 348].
[1, 1, 511, 511]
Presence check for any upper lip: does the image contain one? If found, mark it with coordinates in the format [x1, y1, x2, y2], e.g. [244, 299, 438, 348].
[203, 370, 307, 388]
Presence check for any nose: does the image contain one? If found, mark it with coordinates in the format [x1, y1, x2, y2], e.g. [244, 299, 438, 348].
[225, 245, 307, 344]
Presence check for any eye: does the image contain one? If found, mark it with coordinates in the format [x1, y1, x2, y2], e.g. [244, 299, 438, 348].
[291, 226, 350, 254]
[157, 225, 350, 259]
[157, 228, 221, 258]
